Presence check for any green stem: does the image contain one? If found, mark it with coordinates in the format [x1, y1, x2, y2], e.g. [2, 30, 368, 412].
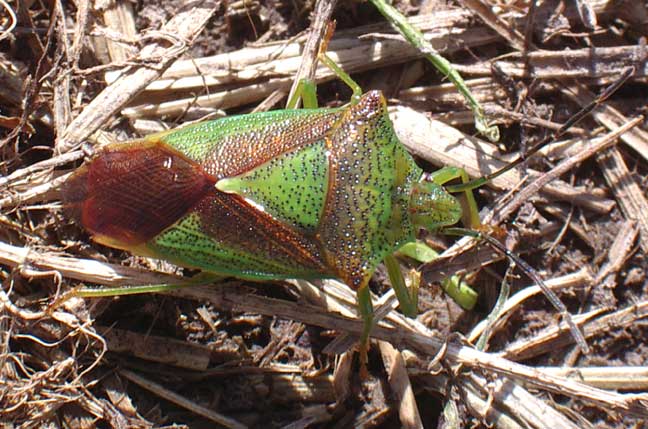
[368, 0, 499, 142]
[475, 265, 511, 350]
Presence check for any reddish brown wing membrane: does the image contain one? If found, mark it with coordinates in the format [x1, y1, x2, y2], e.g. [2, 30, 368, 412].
[62, 140, 216, 250]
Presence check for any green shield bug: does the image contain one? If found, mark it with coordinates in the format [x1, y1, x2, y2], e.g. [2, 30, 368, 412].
[62, 45, 625, 360]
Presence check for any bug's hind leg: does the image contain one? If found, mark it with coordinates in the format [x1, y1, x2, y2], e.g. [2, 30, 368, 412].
[49, 273, 224, 313]
[289, 22, 363, 109]
[286, 53, 362, 110]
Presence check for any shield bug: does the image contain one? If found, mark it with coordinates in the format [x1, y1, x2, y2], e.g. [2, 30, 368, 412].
[62, 49, 626, 358]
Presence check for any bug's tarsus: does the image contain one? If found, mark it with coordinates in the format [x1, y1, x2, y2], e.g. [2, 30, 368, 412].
[356, 285, 374, 371]
[320, 21, 336, 55]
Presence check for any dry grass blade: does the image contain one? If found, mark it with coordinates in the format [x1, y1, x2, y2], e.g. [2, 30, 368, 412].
[56, 3, 218, 153]
[286, 0, 337, 106]
[378, 341, 423, 429]
[489, 115, 644, 225]
[119, 369, 247, 429]
[98, 326, 212, 371]
[536, 366, 648, 390]
[467, 268, 594, 346]
[165, 284, 648, 418]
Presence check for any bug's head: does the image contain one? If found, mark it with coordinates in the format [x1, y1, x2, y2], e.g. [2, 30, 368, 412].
[409, 177, 462, 232]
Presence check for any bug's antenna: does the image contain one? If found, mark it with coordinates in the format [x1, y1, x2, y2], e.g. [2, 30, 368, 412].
[446, 67, 635, 194]
[435, 69, 635, 352]
[442, 227, 589, 353]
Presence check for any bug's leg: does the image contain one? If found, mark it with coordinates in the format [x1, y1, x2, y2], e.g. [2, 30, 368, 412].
[357, 284, 374, 369]
[291, 25, 384, 108]
[286, 78, 319, 109]
[428, 166, 481, 229]
[49, 274, 224, 310]
[315, 21, 363, 104]
[384, 253, 417, 317]
[443, 226, 589, 353]
[286, 51, 361, 108]
[317, 53, 362, 104]
[398, 241, 478, 310]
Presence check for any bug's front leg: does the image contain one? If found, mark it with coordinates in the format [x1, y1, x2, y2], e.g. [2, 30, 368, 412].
[398, 241, 478, 311]
[384, 254, 418, 317]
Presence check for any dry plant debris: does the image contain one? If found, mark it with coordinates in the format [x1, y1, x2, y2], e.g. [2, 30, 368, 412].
[1, 0, 648, 428]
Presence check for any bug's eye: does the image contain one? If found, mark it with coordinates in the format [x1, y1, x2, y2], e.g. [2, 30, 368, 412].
[409, 181, 461, 232]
